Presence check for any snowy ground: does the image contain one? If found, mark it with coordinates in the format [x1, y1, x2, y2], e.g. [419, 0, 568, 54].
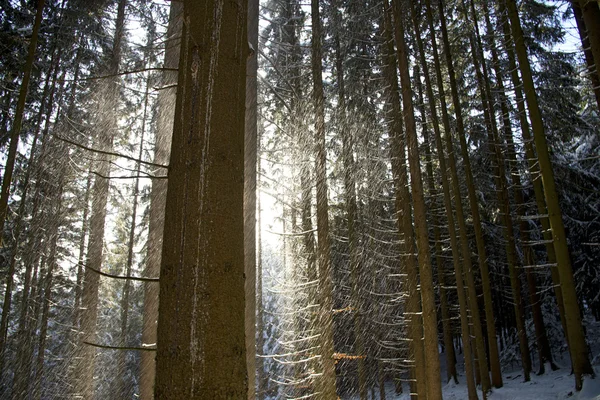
[368, 365, 600, 400]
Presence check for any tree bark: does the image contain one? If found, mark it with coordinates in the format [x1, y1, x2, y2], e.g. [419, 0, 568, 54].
[310, 0, 338, 397]
[0, 0, 45, 245]
[438, 0, 497, 391]
[505, 0, 595, 390]
[382, 2, 427, 397]
[140, 3, 182, 400]
[390, 1, 442, 397]
[153, 0, 249, 398]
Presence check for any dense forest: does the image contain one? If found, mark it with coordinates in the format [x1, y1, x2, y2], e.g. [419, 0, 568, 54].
[0, 0, 599, 398]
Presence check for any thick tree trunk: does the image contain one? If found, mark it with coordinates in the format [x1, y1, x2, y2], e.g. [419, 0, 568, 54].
[505, 0, 595, 390]
[153, 0, 249, 398]
[310, 1, 338, 397]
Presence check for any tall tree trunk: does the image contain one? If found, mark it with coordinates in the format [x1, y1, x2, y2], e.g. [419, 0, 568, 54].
[153, 0, 249, 398]
[573, 1, 600, 110]
[482, 6, 556, 374]
[245, 0, 259, 398]
[465, 0, 531, 380]
[75, 0, 127, 397]
[496, 3, 570, 362]
[390, 1, 442, 397]
[116, 71, 151, 399]
[438, 0, 498, 391]
[0, 46, 59, 381]
[0, 0, 45, 245]
[140, 3, 182, 400]
[382, 2, 427, 397]
[333, 9, 367, 396]
[505, 0, 595, 390]
[411, 1, 466, 385]
[310, 1, 338, 397]
[0, 1, 47, 376]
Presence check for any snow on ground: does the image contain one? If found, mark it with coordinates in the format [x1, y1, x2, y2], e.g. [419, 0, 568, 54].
[372, 366, 600, 400]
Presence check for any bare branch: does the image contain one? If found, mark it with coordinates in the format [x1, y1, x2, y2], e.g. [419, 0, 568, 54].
[83, 341, 157, 352]
[85, 264, 159, 282]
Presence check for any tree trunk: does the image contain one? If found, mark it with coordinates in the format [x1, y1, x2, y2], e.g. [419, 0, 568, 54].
[482, 6, 556, 374]
[245, 0, 259, 398]
[0, 0, 45, 245]
[390, 1, 442, 397]
[382, 2, 427, 397]
[496, 2, 571, 362]
[140, 3, 182, 399]
[572, 1, 600, 111]
[75, 0, 127, 397]
[466, 0, 531, 380]
[438, 0, 498, 391]
[153, 0, 249, 398]
[505, 0, 595, 390]
[332, 8, 367, 396]
[310, 1, 338, 397]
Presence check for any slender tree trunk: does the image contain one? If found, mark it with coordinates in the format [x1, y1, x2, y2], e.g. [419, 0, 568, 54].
[256, 132, 265, 400]
[75, 1, 127, 397]
[245, 1, 259, 398]
[382, 2, 427, 398]
[0, 0, 45, 244]
[573, 1, 600, 110]
[505, 0, 595, 390]
[140, 3, 182, 399]
[332, 11, 367, 396]
[116, 72, 150, 399]
[390, 1, 442, 397]
[496, 3, 571, 361]
[0, 44, 59, 379]
[482, 6, 556, 374]
[310, 1, 338, 397]
[411, 2, 467, 385]
[153, 0, 249, 397]
[466, 0, 531, 380]
[438, 0, 497, 391]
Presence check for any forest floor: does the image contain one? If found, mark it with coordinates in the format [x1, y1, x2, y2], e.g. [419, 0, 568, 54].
[366, 364, 600, 400]
[371, 361, 600, 400]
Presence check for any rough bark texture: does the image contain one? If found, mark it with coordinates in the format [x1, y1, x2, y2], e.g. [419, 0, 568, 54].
[505, 0, 595, 391]
[245, 0, 259, 398]
[153, 0, 248, 398]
